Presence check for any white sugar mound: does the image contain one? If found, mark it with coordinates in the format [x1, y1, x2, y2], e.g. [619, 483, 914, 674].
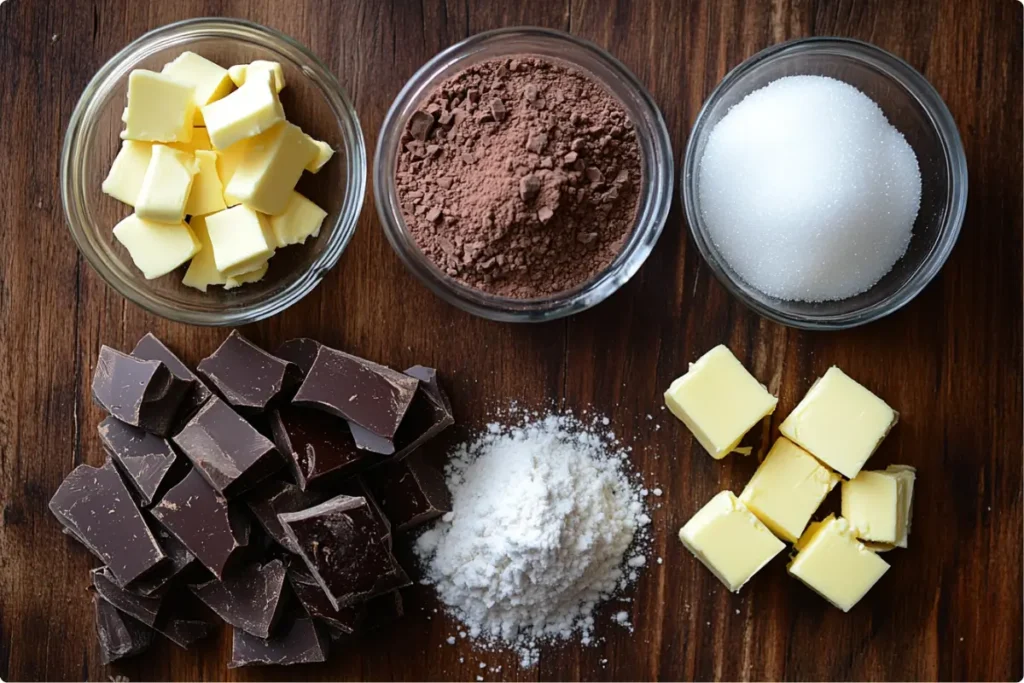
[698, 75, 922, 302]
[416, 412, 648, 666]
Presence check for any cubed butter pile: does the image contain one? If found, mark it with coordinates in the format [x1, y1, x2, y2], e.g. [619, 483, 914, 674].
[102, 51, 333, 291]
[668, 346, 917, 612]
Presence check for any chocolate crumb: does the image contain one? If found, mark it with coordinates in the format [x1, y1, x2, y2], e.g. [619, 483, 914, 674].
[538, 207, 554, 223]
[409, 110, 435, 142]
[519, 174, 541, 202]
[489, 98, 507, 122]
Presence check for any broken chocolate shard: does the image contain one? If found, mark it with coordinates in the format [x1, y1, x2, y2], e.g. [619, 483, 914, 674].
[287, 566, 362, 636]
[275, 338, 322, 378]
[50, 459, 166, 586]
[270, 408, 371, 489]
[365, 454, 452, 532]
[98, 416, 180, 506]
[131, 332, 212, 424]
[198, 330, 296, 414]
[173, 397, 282, 498]
[94, 594, 153, 664]
[92, 345, 192, 436]
[292, 346, 419, 440]
[190, 559, 287, 638]
[245, 479, 329, 553]
[128, 525, 196, 597]
[228, 616, 329, 668]
[150, 468, 250, 579]
[348, 422, 396, 455]
[389, 365, 455, 460]
[92, 566, 163, 627]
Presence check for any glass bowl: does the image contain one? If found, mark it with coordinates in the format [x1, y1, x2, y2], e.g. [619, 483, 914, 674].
[374, 27, 674, 323]
[682, 37, 967, 330]
[61, 18, 366, 326]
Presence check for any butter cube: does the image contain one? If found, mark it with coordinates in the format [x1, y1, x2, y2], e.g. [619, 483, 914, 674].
[224, 262, 270, 289]
[678, 491, 785, 592]
[215, 139, 249, 206]
[225, 122, 318, 215]
[665, 345, 778, 459]
[205, 205, 276, 277]
[135, 145, 199, 224]
[162, 51, 234, 126]
[182, 216, 226, 292]
[305, 137, 334, 173]
[270, 192, 327, 246]
[121, 70, 196, 143]
[201, 72, 285, 150]
[842, 465, 916, 549]
[740, 437, 840, 543]
[228, 61, 286, 93]
[185, 150, 227, 217]
[788, 515, 889, 612]
[113, 214, 200, 279]
[780, 367, 898, 479]
[102, 141, 153, 206]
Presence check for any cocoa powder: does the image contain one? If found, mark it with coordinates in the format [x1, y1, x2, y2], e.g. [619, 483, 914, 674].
[394, 56, 642, 299]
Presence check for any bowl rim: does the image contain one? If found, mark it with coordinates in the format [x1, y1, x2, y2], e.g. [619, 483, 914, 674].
[60, 17, 367, 326]
[373, 25, 674, 323]
[681, 36, 969, 331]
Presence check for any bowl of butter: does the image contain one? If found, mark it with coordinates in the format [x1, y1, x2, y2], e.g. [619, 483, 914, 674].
[61, 18, 365, 325]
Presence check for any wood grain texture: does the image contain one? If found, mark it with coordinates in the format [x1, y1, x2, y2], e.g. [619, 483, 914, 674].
[0, 0, 1020, 680]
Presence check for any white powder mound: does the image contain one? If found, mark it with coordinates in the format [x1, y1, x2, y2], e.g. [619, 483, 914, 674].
[698, 75, 922, 302]
[416, 412, 648, 666]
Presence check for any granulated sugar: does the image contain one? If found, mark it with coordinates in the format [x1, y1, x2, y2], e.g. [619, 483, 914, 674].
[698, 75, 921, 302]
[415, 410, 649, 666]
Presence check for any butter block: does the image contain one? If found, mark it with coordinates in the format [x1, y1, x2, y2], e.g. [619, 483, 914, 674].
[182, 216, 226, 292]
[162, 51, 234, 126]
[843, 465, 916, 549]
[224, 262, 269, 289]
[204, 205, 276, 277]
[665, 345, 778, 459]
[121, 70, 196, 143]
[787, 515, 889, 612]
[215, 139, 249, 207]
[201, 72, 285, 150]
[270, 192, 327, 246]
[305, 137, 334, 173]
[102, 141, 153, 206]
[678, 491, 785, 592]
[225, 122, 318, 215]
[740, 437, 840, 543]
[185, 150, 227, 217]
[780, 367, 898, 479]
[135, 145, 199, 224]
[113, 214, 200, 280]
[228, 60, 286, 92]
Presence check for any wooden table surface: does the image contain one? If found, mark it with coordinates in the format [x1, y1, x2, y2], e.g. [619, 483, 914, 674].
[1, 0, 1021, 680]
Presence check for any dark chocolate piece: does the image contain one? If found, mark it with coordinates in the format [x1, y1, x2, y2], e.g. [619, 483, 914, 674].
[292, 346, 419, 440]
[128, 526, 196, 597]
[49, 460, 166, 586]
[198, 330, 295, 413]
[348, 423, 396, 455]
[154, 618, 212, 649]
[190, 559, 287, 638]
[92, 567, 163, 626]
[287, 566, 362, 636]
[131, 332, 212, 424]
[337, 476, 392, 547]
[172, 397, 282, 498]
[365, 454, 452, 531]
[270, 408, 371, 489]
[92, 345, 191, 436]
[279, 495, 411, 610]
[390, 365, 455, 460]
[150, 468, 250, 579]
[274, 338, 322, 377]
[228, 616, 329, 668]
[245, 479, 329, 553]
[98, 416, 180, 506]
[94, 594, 153, 664]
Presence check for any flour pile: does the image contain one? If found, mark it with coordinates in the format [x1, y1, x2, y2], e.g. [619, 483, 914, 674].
[415, 411, 649, 665]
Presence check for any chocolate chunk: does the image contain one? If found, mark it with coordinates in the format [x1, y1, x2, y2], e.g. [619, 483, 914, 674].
[94, 595, 153, 664]
[197, 331, 296, 414]
[49, 460, 166, 586]
[154, 617, 212, 649]
[519, 173, 541, 201]
[228, 616, 329, 668]
[288, 566, 362, 636]
[365, 454, 451, 532]
[151, 468, 250, 579]
[246, 479, 329, 552]
[279, 495, 410, 610]
[173, 397, 282, 498]
[190, 559, 287, 638]
[92, 566, 163, 627]
[292, 346, 419, 440]
[274, 338, 322, 378]
[131, 332, 212, 424]
[408, 110, 436, 142]
[98, 416, 181, 506]
[92, 346, 191, 436]
[388, 365, 455, 460]
[270, 408, 372, 489]
[489, 98, 507, 121]
[128, 526, 196, 596]
[348, 422, 397, 456]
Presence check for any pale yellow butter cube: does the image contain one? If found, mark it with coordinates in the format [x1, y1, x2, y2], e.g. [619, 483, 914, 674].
[102, 140, 153, 206]
[228, 61, 286, 92]
[224, 262, 270, 289]
[201, 72, 285, 150]
[305, 137, 334, 173]
[121, 70, 196, 143]
[225, 122, 319, 215]
[113, 214, 200, 280]
[215, 139, 250, 207]
[182, 216, 226, 292]
[678, 491, 785, 592]
[787, 515, 889, 612]
[740, 437, 840, 543]
[780, 367, 898, 479]
[665, 345, 778, 459]
[161, 51, 234, 126]
[135, 145, 199, 224]
[205, 205, 276, 277]
[185, 150, 227, 217]
[842, 466, 916, 549]
[270, 192, 327, 246]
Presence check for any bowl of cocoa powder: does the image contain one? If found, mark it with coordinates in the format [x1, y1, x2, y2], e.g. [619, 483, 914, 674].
[374, 27, 673, 322]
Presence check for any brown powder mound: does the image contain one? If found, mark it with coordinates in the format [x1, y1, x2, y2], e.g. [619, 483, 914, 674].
[394, 56, 642, 299]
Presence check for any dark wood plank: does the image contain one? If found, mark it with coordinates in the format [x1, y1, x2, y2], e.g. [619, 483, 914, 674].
[0, 0, 1020, 680]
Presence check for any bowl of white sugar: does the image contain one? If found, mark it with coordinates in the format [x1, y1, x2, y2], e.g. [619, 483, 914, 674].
[682, 37, 967, 330]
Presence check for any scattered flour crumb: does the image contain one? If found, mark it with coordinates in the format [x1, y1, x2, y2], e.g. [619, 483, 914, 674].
[653, 488, 663, 496]
[446, 636, 456, 645]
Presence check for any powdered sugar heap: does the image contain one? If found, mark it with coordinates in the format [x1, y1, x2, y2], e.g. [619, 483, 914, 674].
[416, 410, 649, 666]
